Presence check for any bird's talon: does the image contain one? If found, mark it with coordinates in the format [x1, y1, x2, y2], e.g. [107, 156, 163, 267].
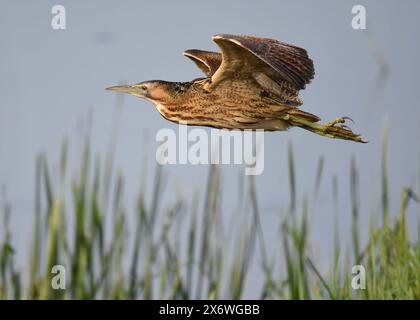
[342, 116, 354, 124]
[325, 116, 355, 128]
[326, 117, 345, 127]
[338, 125, 351, 131]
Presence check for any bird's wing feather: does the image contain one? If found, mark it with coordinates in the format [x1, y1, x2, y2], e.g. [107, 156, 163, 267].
[183, 49, 222, 77]
[209, 34, 315, 91]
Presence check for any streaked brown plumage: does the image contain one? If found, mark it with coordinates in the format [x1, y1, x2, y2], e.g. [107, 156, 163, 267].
[107, 34, 365, 142]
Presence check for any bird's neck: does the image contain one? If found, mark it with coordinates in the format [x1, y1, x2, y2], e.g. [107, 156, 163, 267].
[151, 78, 207, 113]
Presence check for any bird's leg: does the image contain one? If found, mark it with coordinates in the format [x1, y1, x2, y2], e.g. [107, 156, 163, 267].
[284, 114, 367, 143]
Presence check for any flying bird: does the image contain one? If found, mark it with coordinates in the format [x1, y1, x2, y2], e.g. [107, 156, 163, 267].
[107, 34, 365, 143]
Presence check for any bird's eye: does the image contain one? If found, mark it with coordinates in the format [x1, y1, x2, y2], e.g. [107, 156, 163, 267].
[140, 85, 147, 91]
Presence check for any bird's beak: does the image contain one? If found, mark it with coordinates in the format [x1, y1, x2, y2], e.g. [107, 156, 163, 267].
[106, 85, 137, 95]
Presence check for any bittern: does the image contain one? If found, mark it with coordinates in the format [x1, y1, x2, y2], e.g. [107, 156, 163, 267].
[107, 34, 366, 143]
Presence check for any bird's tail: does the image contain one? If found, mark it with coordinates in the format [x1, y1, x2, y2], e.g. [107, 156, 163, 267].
[283, 109, 367, 143]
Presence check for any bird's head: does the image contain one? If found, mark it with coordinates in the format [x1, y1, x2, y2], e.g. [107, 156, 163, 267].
[106, 80, 174, 104]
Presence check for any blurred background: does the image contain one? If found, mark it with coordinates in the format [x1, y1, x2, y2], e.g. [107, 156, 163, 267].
[0, 0, 419, 299]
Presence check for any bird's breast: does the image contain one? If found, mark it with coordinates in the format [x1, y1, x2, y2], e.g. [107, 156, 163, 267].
[153, 79, 290, 129]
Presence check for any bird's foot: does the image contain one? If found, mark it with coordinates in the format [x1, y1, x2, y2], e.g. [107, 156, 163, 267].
[325, 116, 353, 128]
[285, 114, 367, 143]
[320, 116, 367, 143]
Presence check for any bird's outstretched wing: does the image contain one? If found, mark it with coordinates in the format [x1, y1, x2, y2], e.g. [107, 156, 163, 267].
[208, 34, 315, 94]
[183, 49, 222, 77]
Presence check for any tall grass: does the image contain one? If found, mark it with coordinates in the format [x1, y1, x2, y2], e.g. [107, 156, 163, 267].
[0, 130, 419, 299]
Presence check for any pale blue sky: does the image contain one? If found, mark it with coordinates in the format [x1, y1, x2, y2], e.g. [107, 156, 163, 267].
[1, 0, 419, 297]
